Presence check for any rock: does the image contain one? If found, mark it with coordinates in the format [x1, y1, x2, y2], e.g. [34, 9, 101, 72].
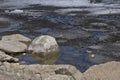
[0, 41, 27, 53]
[28, 35, 59, 56]
[2, 34, 31, 43]
[44, 75, 73, 80]
[0, 73, 15, 80]
[0, 51, 18, 62]
[0, 62, 82, 80]
[82, 61, 120, 80]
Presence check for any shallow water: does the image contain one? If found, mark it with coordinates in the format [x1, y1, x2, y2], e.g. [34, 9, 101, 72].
[0, 0, 120, 72]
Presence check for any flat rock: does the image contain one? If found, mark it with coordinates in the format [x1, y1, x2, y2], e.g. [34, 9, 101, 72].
[0, 62, 82, 80]
[0, 73, 15, 80]
[82, 61, 120, 80]
[0, 51, 18, 62]
[0, 41, 27, 53]
[2, 34, 31, 43]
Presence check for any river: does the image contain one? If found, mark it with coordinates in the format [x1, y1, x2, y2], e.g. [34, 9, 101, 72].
[0, 0, 120, 72]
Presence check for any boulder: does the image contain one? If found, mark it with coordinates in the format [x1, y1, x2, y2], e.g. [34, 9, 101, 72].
[0, 41, 27, 53]
[0, 51, 18, 62]
[0, 62, 82, 80]
[28, 35, 59, 56]
[2, 34, 31, 43]
[0, 73, 15, 80]
[82, 61, 120, 80]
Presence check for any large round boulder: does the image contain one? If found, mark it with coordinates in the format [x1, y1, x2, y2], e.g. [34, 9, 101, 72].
[28, 35, 59, 56]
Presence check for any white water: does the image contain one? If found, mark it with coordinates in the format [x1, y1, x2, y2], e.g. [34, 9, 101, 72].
[0, 0, 90, 8]
[1, 0, 120, 16]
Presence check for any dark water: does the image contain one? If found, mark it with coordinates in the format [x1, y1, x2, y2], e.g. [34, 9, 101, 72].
[0, 0, 120, 72]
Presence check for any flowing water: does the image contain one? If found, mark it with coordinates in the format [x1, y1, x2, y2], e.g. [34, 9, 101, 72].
[0, 0, 120, 72]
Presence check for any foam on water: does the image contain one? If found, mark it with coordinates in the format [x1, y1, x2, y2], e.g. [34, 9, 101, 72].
[0, 0, 90, 7]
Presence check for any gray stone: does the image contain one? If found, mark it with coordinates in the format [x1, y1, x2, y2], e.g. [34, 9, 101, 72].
[0, 51, 18, 62]
[44, 75, 74, 80]
[0, 41, 27, 53]
[82, 61, 120, 80]
[0, 62, 82, 80]
[0, 73, 15, 80]
[28, 35, 59, 56]
[2, 34, 31, 43]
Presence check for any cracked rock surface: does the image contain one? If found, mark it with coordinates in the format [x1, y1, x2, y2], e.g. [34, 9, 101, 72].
[0, 62, 82, 80]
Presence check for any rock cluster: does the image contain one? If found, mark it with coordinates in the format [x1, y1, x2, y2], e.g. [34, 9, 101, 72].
[0, 34, 119, 80]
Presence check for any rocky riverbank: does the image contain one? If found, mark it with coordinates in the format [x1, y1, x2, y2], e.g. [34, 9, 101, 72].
[0, 34, 119, 80]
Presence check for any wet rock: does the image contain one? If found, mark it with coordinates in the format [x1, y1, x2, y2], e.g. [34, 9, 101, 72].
[0, 62, 82, 80]
[0, 41, 27, 53]
[2, 34, 31, 43]
[48, 29, 91, 40]
[82, 61, 120, 80]
[0, 51, 18, 62]
[28, 35, 59, 56]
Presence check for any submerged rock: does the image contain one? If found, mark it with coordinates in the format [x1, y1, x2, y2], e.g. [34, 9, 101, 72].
[0, 51, 18, 62]
[83, 22, 116, 32]
[88, 44, 120, 58]
[0, 41, 27, 53]
[2, 34, 31, 43]
[82, 61, 120, 80]
[48, 29, 92, 40]
[28, 35, 59, 56]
